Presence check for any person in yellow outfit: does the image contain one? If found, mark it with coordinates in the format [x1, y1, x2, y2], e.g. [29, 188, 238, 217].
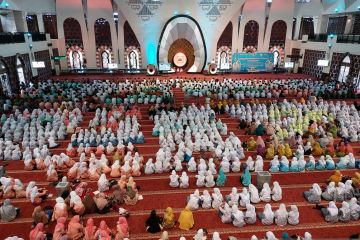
[162, 207, 176, 229]
[265, 144, 275, 160]
[284, 143, 293, 158]
[351, 172, 360, 188]
[277, 144, 285, 158]
[327, 170, 343, 186]
[178, 206, 194, 231]
[312, 142, 324, 157]
[247, 137, 256, 151]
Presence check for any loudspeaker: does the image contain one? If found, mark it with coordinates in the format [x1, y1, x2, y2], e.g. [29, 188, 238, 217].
[208, 63, 217, 75]
[147, 64, 156, 75]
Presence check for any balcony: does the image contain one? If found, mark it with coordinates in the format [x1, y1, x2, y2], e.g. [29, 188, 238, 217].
[336, 34, 360, 44]
[307, 34, 328, 42]
[0, 32, 25, 44]
[31, 32, 47, 42]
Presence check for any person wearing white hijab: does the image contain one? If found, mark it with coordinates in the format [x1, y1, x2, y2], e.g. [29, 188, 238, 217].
[212, 232, 221, 240]
[260, 183, 271, 202]
[244, 203, 257, 224]
[287, 205, 299, 225]
[218, 203, 232, 224]
[344, 180, 354, 200]
[349, 197, 360, 220]
[200, 190, 212, 209]
[144, 159, 155, 175]
[212, 188, 223, 209]
[265, 231, 277, 240]
[303, 183, 321, 204]
[250, 235, 258, 240]
[271, 182, 282, 202]
[322, 201, 338, 223]
[274, 203, 288, 226]
[248, 184, 260, 204]
[239, 188, 250, 207]
[169, 170, 180, 187]
[97, 173, 109, 192]
[260, 203, 274, 225]
[26, 181, 36, 199]
[231, 205, 245, 227]
[303, 232, 312, 240]
[188, 190, 200, 211]
[196, 171, 206, 187]
[321, 182, 336, 201]
[193, 229, 206, 240]
[205, 170, 215, 188]
[179, 172, 189, 188]
[338, 201, 351, 222]
[334, 182, 346, 202]
[226, 187, 240, 207]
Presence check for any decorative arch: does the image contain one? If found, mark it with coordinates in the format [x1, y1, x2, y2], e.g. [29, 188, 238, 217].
[270, 20, 287, 47]
[269, 45, 285, 67]
[0, 57, 12, 96]
[94, 18, 112, 69]
[338, 55, 351, 83]
[66, 45, 85, 70]
[217, 22, 233, 49]
[125, 46, 141, 70]
[157, 15, 207, 73]
[243, 20, 259, 50]
[216, 46, 232, 70]
[64, 18, 85, 69]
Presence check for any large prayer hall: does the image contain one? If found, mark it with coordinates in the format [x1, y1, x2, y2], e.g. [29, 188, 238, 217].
[0, 0, 360, 239]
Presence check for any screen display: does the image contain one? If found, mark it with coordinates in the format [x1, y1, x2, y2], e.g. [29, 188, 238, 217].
[108, 63, 118, 69]
[317, 59, 329, 67]
[159, 63, 172, 71]
[32, 61, 45, 68]
[284, 62, 294, 68]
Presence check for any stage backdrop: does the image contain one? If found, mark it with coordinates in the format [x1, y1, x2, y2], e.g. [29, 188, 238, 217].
[232, 52, 274, 72]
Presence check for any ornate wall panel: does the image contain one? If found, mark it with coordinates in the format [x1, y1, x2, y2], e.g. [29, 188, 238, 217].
[43, 14, 58, 39]
[299, 18, 314, 39]
[34, 50, 52, 80]
[243, 20, 259, 50]
[327, 16, 347, 34]
[167, 38, 195, 72]
[269, 20, 287, 47]
[330, 52, 360, 81]
[63, 17, 83, 47]
[352, 14, 360, 35]
[302, 49, 326, 78]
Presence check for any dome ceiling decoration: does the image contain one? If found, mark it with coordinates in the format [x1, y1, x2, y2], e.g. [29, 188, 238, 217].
[127, 0, 163, 21]
[198, 0, 233, 22]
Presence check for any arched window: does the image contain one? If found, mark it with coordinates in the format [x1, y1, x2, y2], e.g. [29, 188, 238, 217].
[218, 51, 229, 69]
[128, 50, 139, 69]
[273, 50, 280, 67]
[69, 50, 83, 69]
[354, 71, 360, 94]
[16, 56, 26, 87]
[101, 51, 110, 69]
[0, 60, 12, 96]
[338, 56, 351, 83]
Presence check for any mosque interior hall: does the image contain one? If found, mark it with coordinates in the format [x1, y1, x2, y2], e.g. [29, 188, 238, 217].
[0, 0, 360, 240]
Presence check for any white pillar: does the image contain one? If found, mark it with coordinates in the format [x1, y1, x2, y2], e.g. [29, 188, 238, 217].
[344, 16, 352, 35]
[13, 11, 28, 32]
[294, 17, 302, 40]
[316, 15, 329, 34]
[37, 14, 45, 33]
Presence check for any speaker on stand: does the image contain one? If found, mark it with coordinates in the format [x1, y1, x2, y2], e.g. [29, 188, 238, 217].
[146, 64, 157, 76]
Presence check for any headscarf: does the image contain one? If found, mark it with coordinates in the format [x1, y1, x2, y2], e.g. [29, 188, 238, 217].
[265, 231, 277, 240]
[54, 217, 66, 236]
[275, 203, 288, 219]
[117, 217, 128, 237]
[312, 183, 322, 196]
[0, 199, 17, 222]
[32, 206, 48, 225]
[26, 181, 36, 198]
[340, 201, 350, 216]
[349, 197, 360, 213]
[178, 206, 194, 231]
[288, 205, 299, 223]
[327, 201, 339, 216]
[304, 232, 312, 240]
[194, 229, 204, 240]
[55, 197, 67, 210]
[160, 231, 169, 240]
[163, 207, 174, 225]
[241, 168, 251, 186]
[98, 220, 111, 239]
[70, 191, 82, 206]
[245, 203, 256, 218]
[212, 232, 221, 240]
[29, 223, 44, 240]
[85, 218, 95, 238]
[30, 186, 38, 203]
[263, 203, 274, 220]
[146, 209, 161, 228]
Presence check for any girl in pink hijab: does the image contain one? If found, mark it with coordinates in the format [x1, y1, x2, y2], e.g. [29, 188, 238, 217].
[256, 136, 266, 156]
[29, 223, 45, 240]
[53, 217, 67, 240]
[95, 220, 112, 240]
[115, 217, 129, 240]
[84, 218, 97, 240]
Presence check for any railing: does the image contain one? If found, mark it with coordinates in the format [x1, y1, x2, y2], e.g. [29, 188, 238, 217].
[336, 34, 360, 44]
[0, 32, 25, 44]
[307, 34, 328, 42]
[31, 32, 47, 42]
